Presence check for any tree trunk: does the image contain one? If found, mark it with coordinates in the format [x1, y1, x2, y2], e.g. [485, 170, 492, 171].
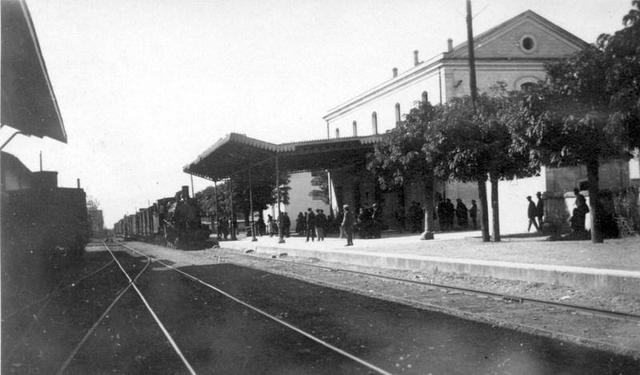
[490, 177, 500, 242]
[421, 171, 435, 240]
[478, 178, 490, 242]
[586, 160, 603, 243]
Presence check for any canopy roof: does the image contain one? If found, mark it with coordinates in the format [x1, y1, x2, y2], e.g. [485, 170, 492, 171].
[184, 133, 383, 180]
[1, 0, 66, 143]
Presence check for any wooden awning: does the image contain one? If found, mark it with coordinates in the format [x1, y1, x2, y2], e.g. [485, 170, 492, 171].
[184, 133, 383, 180]
[1, 0, 66, 143]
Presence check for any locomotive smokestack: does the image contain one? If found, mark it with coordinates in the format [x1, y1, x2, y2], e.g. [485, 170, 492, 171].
[182, 185, 190, 199]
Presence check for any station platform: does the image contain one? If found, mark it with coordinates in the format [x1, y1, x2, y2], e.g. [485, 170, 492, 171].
[218, 231, 640, 294]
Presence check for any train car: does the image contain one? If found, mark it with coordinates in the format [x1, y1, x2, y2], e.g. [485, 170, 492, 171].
[115, 186, 214, 250]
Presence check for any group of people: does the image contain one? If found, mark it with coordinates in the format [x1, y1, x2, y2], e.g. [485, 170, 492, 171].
[436, 197, 478, 231]
[355, 203, 384, 239]
[526, 191, 545, 232]
[263, 212, 291, 237]
[528, 189, 592, 234]
[569, 189, 589, 233]
[215, 216, 237, 240]
[297, 208, 329, 242]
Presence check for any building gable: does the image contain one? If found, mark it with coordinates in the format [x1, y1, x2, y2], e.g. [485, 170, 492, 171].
[447, 10, 588, 60]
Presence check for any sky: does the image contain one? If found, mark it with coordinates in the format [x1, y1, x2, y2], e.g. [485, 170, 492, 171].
[2, 0, 634, 227]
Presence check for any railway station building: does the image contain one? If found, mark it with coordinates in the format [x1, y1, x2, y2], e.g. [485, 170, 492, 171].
[186, 10, 639, 236]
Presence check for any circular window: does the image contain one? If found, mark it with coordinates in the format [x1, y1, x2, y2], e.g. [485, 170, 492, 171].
[520, 35, 536, 53]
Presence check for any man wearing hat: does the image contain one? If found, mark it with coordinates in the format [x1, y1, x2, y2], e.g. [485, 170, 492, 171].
[341, 204, 355, 246]
[535, 192, 544, 229]
[527, 195, 539, 232]
[315, 209, 327, 241]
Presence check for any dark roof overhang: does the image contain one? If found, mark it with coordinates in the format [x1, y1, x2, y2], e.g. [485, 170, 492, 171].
[1, 0, 66, 143]
[184, 133, 384, 180]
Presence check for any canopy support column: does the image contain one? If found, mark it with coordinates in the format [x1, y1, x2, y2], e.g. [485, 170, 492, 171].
[213, 180, 218, 237]
[229, 178, 237, 240]
[249, 165, 258, 242]
[276, 155, 285, 243]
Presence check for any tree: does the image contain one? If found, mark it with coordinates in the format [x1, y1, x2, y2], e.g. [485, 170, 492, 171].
[368, 98, 444, 239]
[511, 2, 640, 243]
[437, 93, 537, 241]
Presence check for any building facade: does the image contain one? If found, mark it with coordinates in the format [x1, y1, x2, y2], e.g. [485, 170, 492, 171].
[320, 10, 632, 234]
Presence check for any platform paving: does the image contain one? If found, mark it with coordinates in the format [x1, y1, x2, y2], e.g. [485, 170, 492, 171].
[218, 231, 640, 294]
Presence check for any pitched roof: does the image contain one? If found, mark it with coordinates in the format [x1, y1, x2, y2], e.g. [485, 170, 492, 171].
[323, 10, 589, 121]
[446, 10, 589, 59]
[184, 133, 383, 180]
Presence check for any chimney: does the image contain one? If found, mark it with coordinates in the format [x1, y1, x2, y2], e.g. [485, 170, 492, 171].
[392, 67, 398, 78]
[447, 38, 453, 52]
[413, 50, 419, 66]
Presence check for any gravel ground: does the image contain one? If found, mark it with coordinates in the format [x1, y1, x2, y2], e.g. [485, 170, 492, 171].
[125, 241, 640, 358]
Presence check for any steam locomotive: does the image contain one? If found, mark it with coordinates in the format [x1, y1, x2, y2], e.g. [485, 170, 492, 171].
[114, 186, 214, 250]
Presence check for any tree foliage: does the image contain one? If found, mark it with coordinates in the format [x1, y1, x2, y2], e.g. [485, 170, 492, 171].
[438, 92, 538, 183]
[507, 1, 640, 242]
[368, 100, 444, 189]
[195, 168, 290, 220]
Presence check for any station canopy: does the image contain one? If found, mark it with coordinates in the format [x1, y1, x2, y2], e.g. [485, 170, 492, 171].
[184, 133, 384, 181]
[1, 0, 67, 143]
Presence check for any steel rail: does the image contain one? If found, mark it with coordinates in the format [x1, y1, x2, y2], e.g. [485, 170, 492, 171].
[3, 259, 116, 321]
[256, 255, 640, 321]
[56, 244, 151, 375]
[102, 242, 197, 375]
[118, 241, 395, 375]
[5, 258, 118, 362]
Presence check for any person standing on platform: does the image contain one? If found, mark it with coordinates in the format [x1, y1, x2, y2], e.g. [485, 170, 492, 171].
[536, 191, 544, 229]
[336, 208, 344, 238]
[527, 196, 539, 232]
[341, 204, 354, 246]
[305, 208, 316, 242]
[469, 200, 478, 230]
[282, 212, 291, 237]
[371, 203, 383, 238]
[315, 209, 327, 241]
[455, 199, 468, 228]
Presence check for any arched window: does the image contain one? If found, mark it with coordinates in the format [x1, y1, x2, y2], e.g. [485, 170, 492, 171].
[520, 82, 535, 92]
[352, 120, 358, 136]
[335, 128, 340, 138]
[395, 103, 401, 125]
[421, 91, 429, 103]
[371, 112, 378, 134]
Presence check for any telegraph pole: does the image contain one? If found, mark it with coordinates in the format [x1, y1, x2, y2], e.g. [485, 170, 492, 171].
[466, 0, 490, 242]
[466, 0, 478, 108]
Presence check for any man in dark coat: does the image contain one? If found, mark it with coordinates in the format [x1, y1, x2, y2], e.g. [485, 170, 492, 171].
[469, 200, 478, 230]
[282, 212, 291, 237]
[315, 209, 327, 241]
[535, 191, 544, 229]
[371, 203, 383, 238]
[527, 196, 539, 232]
[341, 204, 355, 246]
[305, 208, 316, 242]
[455, 199, 468, 228]
[444, 198, 455, 230]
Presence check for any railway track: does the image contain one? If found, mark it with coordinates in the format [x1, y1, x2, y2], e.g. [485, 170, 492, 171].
[111, 241, 394, 375]
[247, 254, 640, 322]
[7, 240, 638, 374]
